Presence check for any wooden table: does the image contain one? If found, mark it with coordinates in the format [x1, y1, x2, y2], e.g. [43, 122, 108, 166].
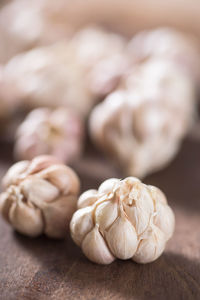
[0, 138, 199, 300]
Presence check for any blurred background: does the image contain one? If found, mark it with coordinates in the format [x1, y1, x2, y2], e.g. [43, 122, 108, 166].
[0, 0, 200, 178]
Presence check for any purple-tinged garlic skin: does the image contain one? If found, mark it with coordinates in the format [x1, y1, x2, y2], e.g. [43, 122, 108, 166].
[0, 155, 80, 238]
[14, 107, 84, 163]
[89, 59, 196, 178]
[70, 177, 175, 264]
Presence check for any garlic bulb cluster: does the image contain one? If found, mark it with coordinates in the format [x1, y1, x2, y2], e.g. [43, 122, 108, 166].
[0, 26, 128, 117]
[0, 42, 96, 117]
[70, 177, 175, 264]
[14, 107, 84, 163]
[0, 155, 80, 238]
[89, 59, 196, 178]
[127, 27, 200, 83]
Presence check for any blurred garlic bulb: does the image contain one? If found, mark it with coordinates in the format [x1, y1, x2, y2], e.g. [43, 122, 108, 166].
[127, 27, 200, 82]
[0, 0, 72, 63]
[0, 155, 80, 238]
[88, 53, 130, 97]
[69, 26, 129, 97]
[70, 26, 126, 68]
[0, 26, 128, 116]
[70, 177, 175, 264]
[14, 107, 84, 163]
[0, 42, 95, 117]
[89, 59, 196, 178]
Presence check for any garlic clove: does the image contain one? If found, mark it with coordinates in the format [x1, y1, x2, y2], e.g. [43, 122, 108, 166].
[21, 178, 59, 207]
[106, 213, 138, 259]
[123, 177, 141, 185]
[25, 155, 60, 175]
[133, 225, 166, 264]
[70, 206, 94, 246]
[148, 185, 167, 205]
[124, 183, 154, 235]
[8, 199, 43, 237]
[0, 192, 14, 221]
[42, 195, 77, 239]
[78, 189, 98, 209]
[155, 202, 175, 240]
[38, 164, 80, 195]
[82, 225, 115, 264]
[2, 160, 29, 188]
[124, 204, 151, 236]
[95, 200, 118, 233]
[98, 178, 119, 194]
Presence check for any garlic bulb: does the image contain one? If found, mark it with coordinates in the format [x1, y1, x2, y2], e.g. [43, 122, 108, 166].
[14, 107, 84, 163]
[127, 27, 200, 82]
[70, 26, 126, 68]
[89, 59, 196, 178]
[70, 177, 175, 264]
[69, 26, 128, 96]
[0, 155, 80, 238]
[88, 53, 130, 97]
[0, 42, 94, 117]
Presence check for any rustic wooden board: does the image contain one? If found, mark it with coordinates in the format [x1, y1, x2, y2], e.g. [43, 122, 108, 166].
[0, 138, 199, 300]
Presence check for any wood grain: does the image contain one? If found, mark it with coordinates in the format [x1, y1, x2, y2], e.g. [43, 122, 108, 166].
[0, 138, 199, 300]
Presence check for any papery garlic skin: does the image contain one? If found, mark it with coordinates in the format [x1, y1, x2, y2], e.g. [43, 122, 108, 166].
[0, 66, 23, 123]
[127, 27, 200, 82]
[0, 155, 80, 238]
[89, 59, 196, 178]
[14, 107, 84, 163]
[70, 177, 175, 264]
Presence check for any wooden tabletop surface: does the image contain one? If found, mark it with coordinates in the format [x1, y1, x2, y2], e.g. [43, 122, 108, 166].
[0, 138, 199, 300]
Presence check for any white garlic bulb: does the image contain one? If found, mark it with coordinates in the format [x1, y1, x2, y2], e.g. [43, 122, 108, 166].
[70, 177, 175, 264]
[14, 107, 84, 163]
[0, 155, 80, 238]
[89, 59, 196, 178]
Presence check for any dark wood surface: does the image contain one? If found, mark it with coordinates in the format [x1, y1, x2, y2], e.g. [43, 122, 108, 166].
[0, 138, 200, 300]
